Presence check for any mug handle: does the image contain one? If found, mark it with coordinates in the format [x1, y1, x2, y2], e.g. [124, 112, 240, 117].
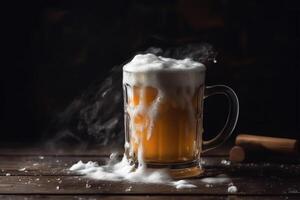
[202, 85, 239, 152]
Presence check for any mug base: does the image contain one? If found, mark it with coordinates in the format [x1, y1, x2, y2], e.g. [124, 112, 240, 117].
[145, 161, 204, 179]
[169, 165, 204, 179]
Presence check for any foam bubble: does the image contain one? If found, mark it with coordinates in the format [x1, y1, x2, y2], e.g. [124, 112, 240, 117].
[173, 180, 197, 189]
[200, 174, 231, 184]
[227, 185, 238, 193]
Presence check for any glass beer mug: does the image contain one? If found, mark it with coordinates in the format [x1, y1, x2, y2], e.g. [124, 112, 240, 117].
[123, 54, 239, 178]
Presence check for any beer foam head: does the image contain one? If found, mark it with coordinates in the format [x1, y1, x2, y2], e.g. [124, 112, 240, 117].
[123, 53, 206, 87]
[123, 53, 205, 73]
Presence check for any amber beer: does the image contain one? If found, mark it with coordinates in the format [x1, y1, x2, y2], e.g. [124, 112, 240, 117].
[124, 85, 204, 163]
[123, 54, 239, 177]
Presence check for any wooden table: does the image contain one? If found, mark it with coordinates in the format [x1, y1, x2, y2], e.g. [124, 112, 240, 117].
[0, 145, 299, 199]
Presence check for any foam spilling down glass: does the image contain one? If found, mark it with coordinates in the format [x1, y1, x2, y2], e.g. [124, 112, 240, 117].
[123, 54, 239, 178]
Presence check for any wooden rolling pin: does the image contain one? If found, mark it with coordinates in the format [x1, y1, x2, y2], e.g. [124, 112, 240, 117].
[229, 134, 299, 163]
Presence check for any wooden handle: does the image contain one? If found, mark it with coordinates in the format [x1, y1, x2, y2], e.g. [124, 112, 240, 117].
[236, 134, 299, 154]
[229, 146, 246, 162]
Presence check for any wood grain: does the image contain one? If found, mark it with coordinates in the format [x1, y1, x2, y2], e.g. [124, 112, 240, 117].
[0, 146, 299, 199]
[0, 175, 299, 195]
[236, 134, 299, 154]
[0, 195, 299, 200]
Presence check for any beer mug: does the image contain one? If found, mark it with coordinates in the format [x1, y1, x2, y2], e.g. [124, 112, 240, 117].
[123, 54, 239, 178]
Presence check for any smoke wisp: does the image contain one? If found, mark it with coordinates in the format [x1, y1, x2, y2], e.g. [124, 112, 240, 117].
[44, 43, 217, 149]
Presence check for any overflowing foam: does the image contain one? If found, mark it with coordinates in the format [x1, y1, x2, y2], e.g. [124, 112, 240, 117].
[123, 53, 205, 72]
[70, 154, 196, 189]
[123, 53, 205, 109]
[123, 53, 205, 88]
[123, 54, 205, 119]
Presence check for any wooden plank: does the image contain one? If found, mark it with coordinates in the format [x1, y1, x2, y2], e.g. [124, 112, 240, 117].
[0, 175, 299, 195]
[0, 156, 224, 176]
[0, 149, 299, 196]
[0, 195, 299, 200]
[0, 156, 108, 176]
[0, 155, 299, 178]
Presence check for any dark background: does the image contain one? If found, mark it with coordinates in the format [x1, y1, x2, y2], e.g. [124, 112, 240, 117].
[1, 0, 300, 145]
